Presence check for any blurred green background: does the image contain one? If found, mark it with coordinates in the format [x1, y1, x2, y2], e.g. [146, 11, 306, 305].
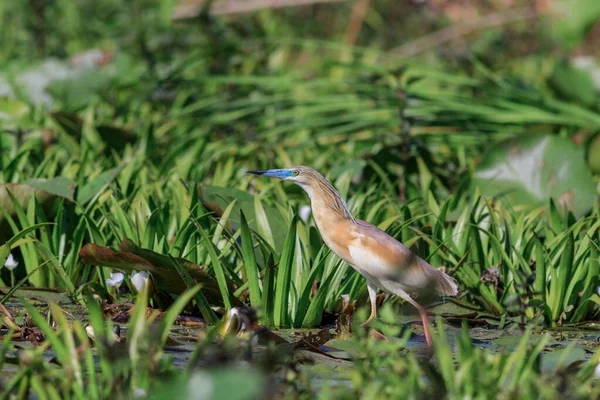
[1, 2, 600, 398]
[2, 0, 600, 215]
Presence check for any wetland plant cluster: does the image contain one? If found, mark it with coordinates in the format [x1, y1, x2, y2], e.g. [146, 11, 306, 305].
[1, 0, 600, 398]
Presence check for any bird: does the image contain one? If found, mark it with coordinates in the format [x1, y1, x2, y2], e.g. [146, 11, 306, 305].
[246, 166, 458, 346]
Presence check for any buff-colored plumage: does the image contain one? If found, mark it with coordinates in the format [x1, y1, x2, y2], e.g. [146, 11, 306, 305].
[247, 166, 458, 346]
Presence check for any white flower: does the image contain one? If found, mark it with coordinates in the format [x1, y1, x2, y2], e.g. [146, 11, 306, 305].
[4, 253, 18, 270]
[299, 205, 311, 222]
[131, 271, 150, 293]
[597, 286, 600, 296]
[106, 272, 125, 287]
[595, 362, 600, 379]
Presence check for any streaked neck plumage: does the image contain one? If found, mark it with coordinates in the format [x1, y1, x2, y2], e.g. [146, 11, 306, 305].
[297, 173, 354, 223]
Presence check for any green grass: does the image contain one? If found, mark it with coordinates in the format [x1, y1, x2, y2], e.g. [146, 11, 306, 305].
[345, 315, 600, 400]
[1, 0, 600, 398]
[2, 157, 598, 327]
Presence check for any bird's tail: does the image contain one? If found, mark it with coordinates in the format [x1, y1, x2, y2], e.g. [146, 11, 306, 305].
[418, 258, 458, 296]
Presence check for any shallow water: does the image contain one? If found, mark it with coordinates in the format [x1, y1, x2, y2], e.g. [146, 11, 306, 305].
[1, 289, 598, 392]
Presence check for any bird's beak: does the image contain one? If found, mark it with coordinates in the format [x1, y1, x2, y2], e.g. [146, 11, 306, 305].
[246, 169, 290, 179]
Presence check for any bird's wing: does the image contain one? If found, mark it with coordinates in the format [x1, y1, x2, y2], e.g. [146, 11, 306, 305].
[349, 220, 457, 295]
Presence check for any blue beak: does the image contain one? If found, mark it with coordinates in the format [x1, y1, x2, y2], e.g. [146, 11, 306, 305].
[246, 169, 291, 179]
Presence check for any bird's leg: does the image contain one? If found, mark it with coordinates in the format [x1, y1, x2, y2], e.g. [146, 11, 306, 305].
[360, 281, 378, 328]
[398, 291, 432, 347]
[418, 309, 432, 348]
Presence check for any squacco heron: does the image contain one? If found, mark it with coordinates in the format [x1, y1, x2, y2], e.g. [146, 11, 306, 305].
[247, 166, 458, 346]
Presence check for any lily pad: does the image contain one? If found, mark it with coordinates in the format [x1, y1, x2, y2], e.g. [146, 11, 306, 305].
[1, 288, 75, 305]
[546, 0, 600, 48]
[549, 60, 597, 106]
[587, 132, 600, 173]
[541, 347, 588, 372]
[490, 334, 560, 351]
[323, 339, 362, 358]
[473, 134, 597, 217]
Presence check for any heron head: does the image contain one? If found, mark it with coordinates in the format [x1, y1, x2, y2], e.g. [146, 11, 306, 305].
[246, 166, 317, 186]
[247, 166, 345, 208]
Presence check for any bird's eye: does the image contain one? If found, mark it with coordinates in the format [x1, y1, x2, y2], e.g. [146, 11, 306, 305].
[293, 170, 299, 176]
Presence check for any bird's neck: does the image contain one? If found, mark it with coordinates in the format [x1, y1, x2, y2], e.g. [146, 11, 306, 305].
[300, 180, 354, 222]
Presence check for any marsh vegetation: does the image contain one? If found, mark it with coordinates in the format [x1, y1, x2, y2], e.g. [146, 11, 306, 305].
[1, 1, 600, 398]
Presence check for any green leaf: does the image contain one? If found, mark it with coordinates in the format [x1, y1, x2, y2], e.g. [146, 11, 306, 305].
[473, 134, 596, 217]
[5, 222, 55, 247]
[254, 195, 276, 249]
[197, 225, 235, 309]
[199, 185, 287, 251]
[274, 216, 298, 327]
[22, 177, 77, 200]
[587, 132, 600, 174]
[0, 244, 10, 270]
[261, 254, 276, 326]
[77, 165, 125, 204]
[240, 211, 261, 307]
[0, 184, 56, 243]
[301, 266, 334, 327]
[551, 232, 575, 322]
[0, 98, 30, 122]
[169, 255, 217, 325]
[533, 236, 547, 304]
[546, 0, 600, 48]
[549, 60, 597, 106]
[294, 259, 324, 327]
